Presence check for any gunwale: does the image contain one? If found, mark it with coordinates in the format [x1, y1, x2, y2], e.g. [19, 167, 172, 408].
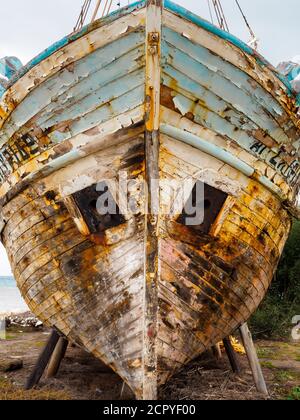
[0, 0, 295, 98]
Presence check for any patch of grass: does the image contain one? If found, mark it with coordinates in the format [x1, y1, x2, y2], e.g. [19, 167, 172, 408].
[260, 361, 276, 369]
[257, 347, 276, 359]
[274, 370, 296, 382]
[286, 387, 300, 401]
[278, 342, 291, 349]
[0, 333, 17, 341]
[0, 377, 70, 400]
[34, 341, 46, 348]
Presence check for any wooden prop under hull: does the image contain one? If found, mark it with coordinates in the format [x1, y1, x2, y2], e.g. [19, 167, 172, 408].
[0, 1, 299, 399]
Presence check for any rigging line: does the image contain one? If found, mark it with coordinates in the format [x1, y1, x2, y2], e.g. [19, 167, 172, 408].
[106, 0, 114, 16]
[74, 0, 92, 32]
[215, 0, 229, 32]
[102, 0, 110, 17]
[207, 0, 214, 25]
[74, 0, 87, 28]
[211, 0, 222, 28]
[216, 0, 230, 32]
[91, 0, 103, 23]
[101, 0, 109, 17]
[211, 0, 230, 32]
[215, 1, 225, 29]
[234, 0, 258, 48]
[81, 0, 91, 26]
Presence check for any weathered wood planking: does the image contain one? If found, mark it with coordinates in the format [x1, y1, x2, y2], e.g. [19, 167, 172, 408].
[0, 0, 299, 399]
[157, 132, 291, 382]
[3, 130, 147, 395]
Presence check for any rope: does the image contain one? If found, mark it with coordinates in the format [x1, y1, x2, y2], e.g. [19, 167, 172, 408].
[91, 0, 103, 22]
[74, 0, 115, 31]
[74, 0, 257, 51]
[106, 0, 114, 15]
[101, 0, 109, 17]
[107, 0, 114, 14]
[207, 0, 258, 50]
[207, 0, 214, 24]
[216, 0, 230, 32]
[74, 0, 92, 32]
[234, 0, 258, 49]
[210, 0, 230, 32]
[102, 0, 114, 17]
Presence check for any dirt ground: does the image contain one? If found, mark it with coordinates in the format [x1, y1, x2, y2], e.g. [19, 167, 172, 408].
[0, 327, 299, 400]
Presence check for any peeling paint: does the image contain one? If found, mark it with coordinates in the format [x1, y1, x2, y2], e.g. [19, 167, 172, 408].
[0, 0, 298, 401]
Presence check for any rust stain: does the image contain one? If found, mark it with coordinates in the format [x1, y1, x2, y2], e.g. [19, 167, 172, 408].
[0, 1, 298, 401]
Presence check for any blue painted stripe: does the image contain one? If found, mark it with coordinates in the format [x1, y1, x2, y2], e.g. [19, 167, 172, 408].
[37, 44, 145, 128]
[37, 51, 145, 127]
[162, 70, 253, 125]
[161, 123, 286, 201]
[161, 123, 254, 177]
[162, 68, 255, 128]
[165, 89, 300, 184]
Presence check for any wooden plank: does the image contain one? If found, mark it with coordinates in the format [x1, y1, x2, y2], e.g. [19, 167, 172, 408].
[159, 106, 295, 208]
[46, 337, 68, 378]
[25, 329, 60, 390]
[223, 337, 241, 374]
[161, 30, 293, 147]
[0, 8, 145, 131]
[212, 343, 222, 360]
[162, 9, 299, 131]
[239, 323, 268, 396]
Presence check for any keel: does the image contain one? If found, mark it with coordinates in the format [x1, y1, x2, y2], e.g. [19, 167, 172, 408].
[142, 0, 162, 401]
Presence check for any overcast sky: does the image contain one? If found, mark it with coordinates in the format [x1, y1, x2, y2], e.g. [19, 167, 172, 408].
[0, 0, 299, 275]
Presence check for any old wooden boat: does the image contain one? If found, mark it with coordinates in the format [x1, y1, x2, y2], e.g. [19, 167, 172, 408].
[0, 0, 299, 399]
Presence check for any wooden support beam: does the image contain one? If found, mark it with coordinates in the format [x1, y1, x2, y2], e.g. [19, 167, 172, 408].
[239, 323, 269, 396]
[212, 343, 222, 360]
[25, 329, 60, 390]
[223, 337, 241, 375]
[46, 337, 68, 378]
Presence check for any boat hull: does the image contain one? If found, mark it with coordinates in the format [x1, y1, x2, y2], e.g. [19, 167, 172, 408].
[0, 1, 299, 399]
